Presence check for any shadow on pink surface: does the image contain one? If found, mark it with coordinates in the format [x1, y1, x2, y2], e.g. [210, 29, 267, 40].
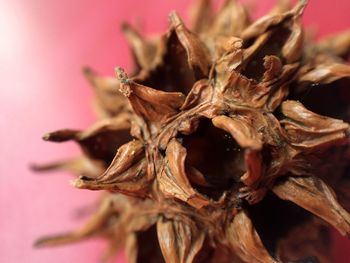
[0, 0, 349, 262]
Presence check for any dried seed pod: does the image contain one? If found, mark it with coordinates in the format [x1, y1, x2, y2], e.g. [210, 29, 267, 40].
[35, 0, 350, 262]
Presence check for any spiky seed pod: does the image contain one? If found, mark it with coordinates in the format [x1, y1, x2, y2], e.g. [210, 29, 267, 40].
[34, 0, 350, 262]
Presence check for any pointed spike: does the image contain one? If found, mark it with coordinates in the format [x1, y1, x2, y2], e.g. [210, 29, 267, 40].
[157, 217, 205, 263]
[273, 176, 350, 236]
[280, 100, 349, 149]
[34, 233, 82, 248]
[42, 129, 79, 142]
[269, 0, 292, 14]
[169, 12, 211, 79]
[241, 0, 307, 40]
[35, 197, 114, 248]
[30, 157, 104, 178]
[209, 0, 250, 37]
[116, 67, 186, 122]
[121, 22, 156, 70]
[298, 63, 350, 84]
[318, 30, 350, 59]
[227, 210, 278, 263]
[189, 0, 213, 34]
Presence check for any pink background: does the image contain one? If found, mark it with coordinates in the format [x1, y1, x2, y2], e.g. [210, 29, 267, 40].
[0, 0, 349, 262]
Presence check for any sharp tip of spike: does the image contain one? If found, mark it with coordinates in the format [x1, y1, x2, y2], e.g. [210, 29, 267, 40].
[42, 133, 51, 141]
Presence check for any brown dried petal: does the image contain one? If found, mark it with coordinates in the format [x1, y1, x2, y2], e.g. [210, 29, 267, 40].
[159, 138, 209, 209]
[272, 176, 350, 236]
[169, 12, 211, 79]
[156, 217, 205, 263]
[280, 100, 349, 148]
[261, 56, 283, 83]
[116, 67, 186, 123]
[212, 115, 262, 150]
[227, 210, 278, 263]
[74, 140, 149, 197]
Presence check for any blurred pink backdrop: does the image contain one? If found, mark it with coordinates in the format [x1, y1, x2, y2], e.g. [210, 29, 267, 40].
[0, 0, 349, 262]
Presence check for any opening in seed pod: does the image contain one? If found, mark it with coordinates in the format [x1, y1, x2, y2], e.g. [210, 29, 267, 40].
[82, 129, 132, 165]
[179, 118, 246, 200]
[242, 27, 291, 81]
[136, 225, 165, 263]
[247, 191, 314, 257]
[290, 79, 350, 122]
[139, 31, 196, 95]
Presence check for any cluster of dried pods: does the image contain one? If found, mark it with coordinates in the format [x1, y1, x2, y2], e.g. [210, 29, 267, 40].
[33, 0, 350, 262]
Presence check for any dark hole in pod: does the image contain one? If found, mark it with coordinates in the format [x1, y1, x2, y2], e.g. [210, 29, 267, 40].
[289, 78, 350, 123]
[180, 118, 245, 200]
[136, 225, 165, 263]
[81, 129, 132, 166]
[247, 191, 315, 259]
[139, 31, 196, 95]
[241, 27, 291, 81]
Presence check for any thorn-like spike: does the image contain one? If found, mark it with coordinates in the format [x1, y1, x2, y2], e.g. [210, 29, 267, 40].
[273, 176, 350, 236]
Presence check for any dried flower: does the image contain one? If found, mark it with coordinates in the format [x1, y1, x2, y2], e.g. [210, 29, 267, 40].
[33, 0, 350, 262]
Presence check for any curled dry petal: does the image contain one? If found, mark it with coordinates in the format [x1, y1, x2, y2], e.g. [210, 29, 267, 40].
[74, 140, 149, 197]
[261, 56, 283, 83]
[212, 115, 262, 150]
[159, 138, 209, 209]
[116, 67, 186, 123]
[280, 100, 349, 148]
[272, 176, 350, 236]
[227, 210, 278, 263]
[169, 11, 211, 79]
[156, 217, 205, 263]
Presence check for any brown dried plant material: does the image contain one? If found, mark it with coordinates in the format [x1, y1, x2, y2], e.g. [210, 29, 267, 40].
[35, 0, 350, 262]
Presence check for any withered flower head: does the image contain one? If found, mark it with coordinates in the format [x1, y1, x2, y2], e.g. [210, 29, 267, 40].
[33, 0, 350, 262]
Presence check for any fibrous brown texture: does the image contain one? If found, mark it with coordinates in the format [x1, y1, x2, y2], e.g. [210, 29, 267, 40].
[34, 0, 350, 262]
